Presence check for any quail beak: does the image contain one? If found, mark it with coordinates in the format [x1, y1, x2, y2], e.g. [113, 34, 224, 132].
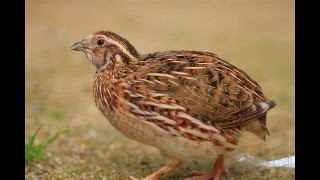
[71, 40, 84, 51]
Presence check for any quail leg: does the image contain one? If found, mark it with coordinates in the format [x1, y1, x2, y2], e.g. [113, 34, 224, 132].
[185, 155, 229, 180]
[130, 159, 181, 180]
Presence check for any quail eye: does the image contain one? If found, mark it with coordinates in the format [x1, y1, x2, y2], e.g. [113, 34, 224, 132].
[97, 39, 104, 46]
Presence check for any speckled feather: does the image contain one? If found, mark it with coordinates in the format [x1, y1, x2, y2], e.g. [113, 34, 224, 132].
[133, 51, 275, 137]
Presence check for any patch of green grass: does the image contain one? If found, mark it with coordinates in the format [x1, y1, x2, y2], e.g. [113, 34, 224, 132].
[25, 125, 69, 164]
[50, 111, 65, 119]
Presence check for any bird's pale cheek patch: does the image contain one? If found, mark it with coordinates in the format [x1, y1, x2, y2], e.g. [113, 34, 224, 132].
[84, 49, 102, 66]
[84, 51, 94, 64]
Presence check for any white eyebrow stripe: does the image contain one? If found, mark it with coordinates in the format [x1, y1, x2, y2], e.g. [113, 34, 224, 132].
[105, 37, 139, 63]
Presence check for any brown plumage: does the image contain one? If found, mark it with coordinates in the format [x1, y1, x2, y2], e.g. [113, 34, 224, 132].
[71, 31, 276, 180]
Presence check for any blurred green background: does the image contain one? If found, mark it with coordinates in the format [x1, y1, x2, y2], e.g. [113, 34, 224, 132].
[26, 0, 294, 179]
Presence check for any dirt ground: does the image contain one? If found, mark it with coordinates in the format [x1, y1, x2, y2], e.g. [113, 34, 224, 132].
[26, 0, 294, 179]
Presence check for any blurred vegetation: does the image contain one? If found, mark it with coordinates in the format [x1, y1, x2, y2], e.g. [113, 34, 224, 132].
[25, 125, 69, 164]
[26, 0, 294, 179]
